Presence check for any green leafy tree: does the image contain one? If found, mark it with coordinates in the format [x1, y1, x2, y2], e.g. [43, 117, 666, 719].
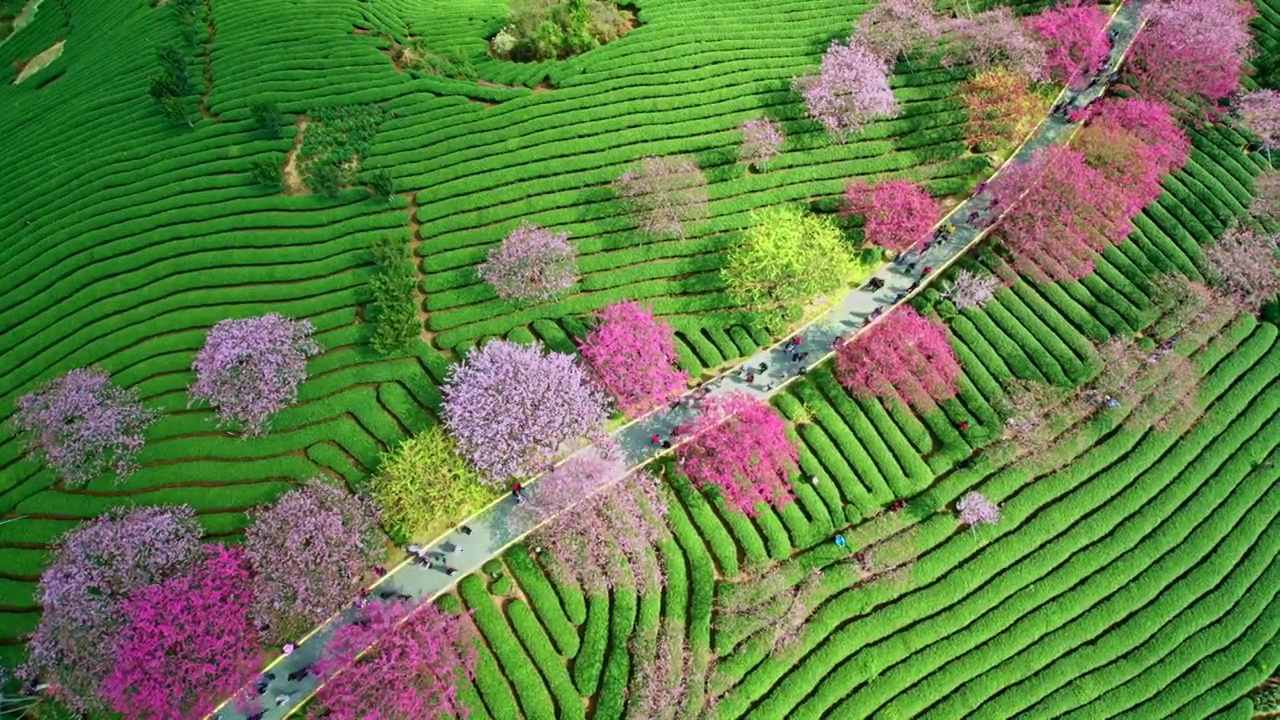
[159, 96, 194, 128]
[369, 426, 500, 541]
[250, 102, 284, 138]
[367, 236, 420, 355]
[309, 162, 344, 196]
[367, 169, 395, 202]
[250, 154, 284, 190]
[722, 206, 856, 328]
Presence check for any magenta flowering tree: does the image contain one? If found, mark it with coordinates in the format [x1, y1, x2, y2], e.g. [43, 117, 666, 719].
[1201, 227, 1280, 310]
[676, 393, 798, 516]
[245, 478, 382, 644]
[12, 367, 159, 487]
[1086, 98, 1190, 177]
[314, 600, 476, 720]
[188, 313, 321, 437]
[21, 506, 202, 715]
[518, 447, 668, 593]
[1073, 98, 1189, 218]
[442, 339, 609, 484]
[1122, 0, 1256, 117]
[836, 306, 962, 406]
[102, 545, 259, 720]
[738, 118, 785, 171]
[842, 178, 941, 254]
[853, 0, 943, 65]
[613, 156, 709, 239]
[1024, 0, 1111, 90]
[1237, 90, 1280, 164]
[956, 491, 1000, 526]
[792, 38, 899, 141]
[477, 222, 578, 303]
[577, 301, 688, 419]
[986, 145, 1131, 282]
[942, 6, 1047, 81]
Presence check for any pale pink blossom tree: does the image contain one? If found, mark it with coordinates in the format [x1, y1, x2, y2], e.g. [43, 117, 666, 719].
[1201, 227, 1280, 310]
[853, 0, 943, 65]
[942, 6, 1047, 81]
[1250, 171, 1280, 221]
[519, 448, 669, 593]
[21, 506, 202, 715]
[12, 367, 159, 487]
[842, 178, 941, 254]
[1237, 90, 1280, 166]
[313, 600, 477, 720]
[245, 478, 383, 644]
[442, 339, 609, 484]
[188, 313, 321, 437]
[1122, 0, 1256, 117]
[613, 156, 709, 239]
[956, 491, 1000, 526]
[986, 145, 1131, 282]
[792, 38, 899, 141]
[577, 300, 689, 419]
[835, 305, 962, 406]
[941, 268, 1002, 310]
[1024, 0, 1111, 90]
[676, 393, 798, 515]
[738, 118, 785, 171]
[477, 222, 578, 303]
[102, 545, 259, 720]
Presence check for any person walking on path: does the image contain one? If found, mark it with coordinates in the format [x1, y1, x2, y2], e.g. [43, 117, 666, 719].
[651, 433, 661, 445]
[511, 481, 524, 503]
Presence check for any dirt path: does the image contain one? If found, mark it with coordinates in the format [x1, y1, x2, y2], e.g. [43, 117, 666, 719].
[13, 39, 63, 84]
[282, 116, 309, 195]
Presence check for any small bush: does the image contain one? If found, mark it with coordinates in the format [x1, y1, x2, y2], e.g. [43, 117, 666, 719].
[250, 154, 284, 190]
[367, 169, 394, 201]
[366, 236, 420, 355]
[250, 102, 284, 138]
[308, 162, 345, 197]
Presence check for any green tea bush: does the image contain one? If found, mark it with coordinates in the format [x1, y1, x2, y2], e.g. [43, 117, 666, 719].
[366, 236, 420, 355]
[249, 154, 284, 190]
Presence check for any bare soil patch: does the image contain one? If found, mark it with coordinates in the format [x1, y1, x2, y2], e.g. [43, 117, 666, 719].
[14, 38, 63, 84]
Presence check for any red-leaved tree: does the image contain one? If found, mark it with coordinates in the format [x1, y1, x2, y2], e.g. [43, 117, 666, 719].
[21, 506, 202, 716]
[986, 145, 1131, 282]
[1122, 0, 1256, 118]
[836, 305, 962, 406]
[1024, 0, 1111, 90]
[314, 600, 477, 720]
[842, 178, 941, 254]
[102, 545, 259, 720]
[958, 69, 1047, 151]
[245, 478, 383, 644]
[577, 301, 689, 419]
[676, 393, 798, 515]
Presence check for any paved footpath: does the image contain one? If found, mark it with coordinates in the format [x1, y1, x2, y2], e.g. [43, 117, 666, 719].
[213, 3, 1146, 717]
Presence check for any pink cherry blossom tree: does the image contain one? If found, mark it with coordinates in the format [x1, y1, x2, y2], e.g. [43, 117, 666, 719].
[577, 300, 689, 419]
[1250, 171, 1280, 221]
[1085, 98, 1191, 176]
[477, 222, 578, 303]
[21, 506, 202, 715]
[836, 305, 962, 406]
[1024, 0, 1111, 90]
[676, 393, 798, 516]
[245, 478, 383, 644]
[986, 145, 1132, 282]
[852, 0, 943, 65]
[842, 178, 941, 254]
[738, 118, 785, 171]
[792, 38, 899, 141]
[12, 367, 159, 487]
[313, 600, 477, 720]
[519, 448, 669, 593]
[102, 545, 259, 720]
[1237, 90, 1280, 166]
[188, 313, 321, 437]
[941, 268, 1002, 310]
[942, 6, 1047, 81]
[1200, 227, 1280, 310]
[442, 339, 609, 484]
[1122, 0, 1256, 117]
[956, 491, 1000, 526]
[613, 156, 709, 239]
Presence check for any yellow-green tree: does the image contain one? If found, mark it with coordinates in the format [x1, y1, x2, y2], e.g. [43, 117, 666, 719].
[721, 206, 856, 329]
[369, 426, 499, 540]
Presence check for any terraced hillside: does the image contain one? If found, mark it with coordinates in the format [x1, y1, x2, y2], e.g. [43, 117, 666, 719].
[3, 0, 1280, 715]
[0, 0, 994, 655]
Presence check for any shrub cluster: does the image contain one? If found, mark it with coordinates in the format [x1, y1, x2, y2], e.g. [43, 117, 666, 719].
[491, 0, 635, 62]
[367, 236, 420, 355]
[298, 105, 386, 196]
[148, 45, 194, 127]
